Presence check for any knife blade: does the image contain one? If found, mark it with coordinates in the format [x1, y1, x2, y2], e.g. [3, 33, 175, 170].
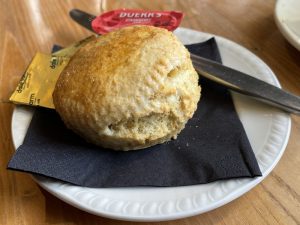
[69, 9, 300, 114]
[190, 54, 300, 114]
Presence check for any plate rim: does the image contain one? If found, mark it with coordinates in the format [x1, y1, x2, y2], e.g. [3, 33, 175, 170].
[11, 27, 291, 222]
[275, 0, 300, 51]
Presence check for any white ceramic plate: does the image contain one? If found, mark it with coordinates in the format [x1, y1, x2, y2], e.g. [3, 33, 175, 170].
[275, 0, 300, 50]
[11, 28, 291, 222]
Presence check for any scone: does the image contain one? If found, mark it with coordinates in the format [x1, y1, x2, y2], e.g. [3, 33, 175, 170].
[52, 25, 200, 151]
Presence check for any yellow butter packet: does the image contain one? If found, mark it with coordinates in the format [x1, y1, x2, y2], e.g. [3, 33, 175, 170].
[9, 53, 70, 108]
[10, 35, 96, 109]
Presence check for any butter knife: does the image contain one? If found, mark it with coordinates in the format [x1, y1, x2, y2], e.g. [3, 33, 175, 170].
[69, 9, 300, 114]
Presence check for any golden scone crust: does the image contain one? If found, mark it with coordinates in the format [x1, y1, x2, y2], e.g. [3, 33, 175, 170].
[53, 25, 200, 150]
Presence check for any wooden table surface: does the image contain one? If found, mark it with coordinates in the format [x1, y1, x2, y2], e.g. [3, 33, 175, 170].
[1, 0, 300, 224]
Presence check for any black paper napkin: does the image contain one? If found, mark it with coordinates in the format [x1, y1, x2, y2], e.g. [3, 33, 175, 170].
[8, 38, 262, 187]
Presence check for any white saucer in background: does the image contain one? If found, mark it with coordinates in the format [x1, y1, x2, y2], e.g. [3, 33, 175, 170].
[275, 0, 300, 50]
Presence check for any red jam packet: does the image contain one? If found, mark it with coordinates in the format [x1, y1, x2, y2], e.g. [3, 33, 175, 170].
[91, 9, 183, 34]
